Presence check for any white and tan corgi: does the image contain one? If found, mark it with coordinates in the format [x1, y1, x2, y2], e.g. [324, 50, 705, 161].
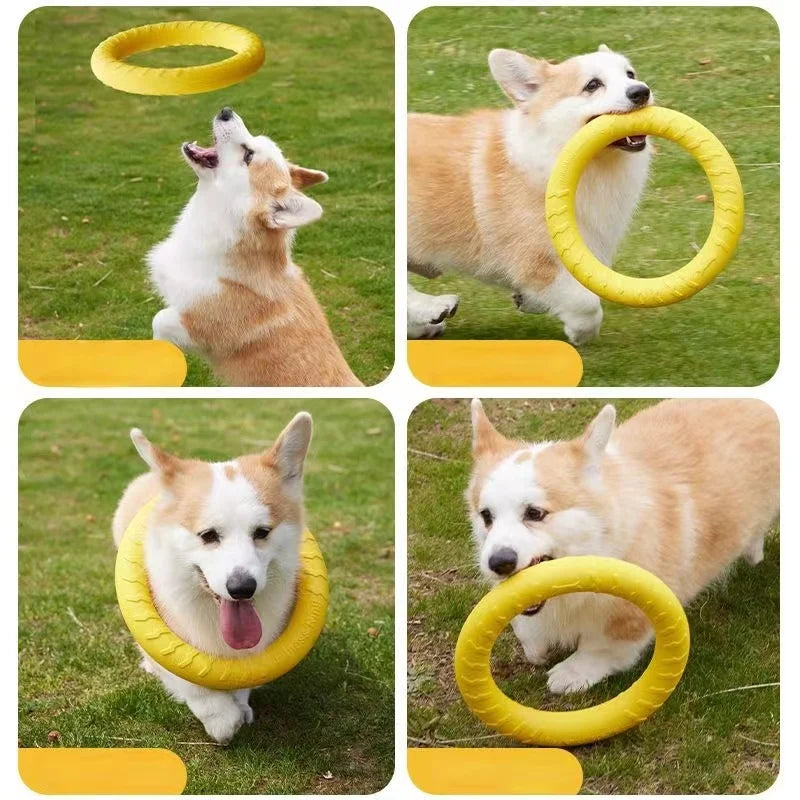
[111, 412, 313, 743]
[408, 45, 652, 343]
[467, 399, 778, 694]
[148, 107, 362, 386]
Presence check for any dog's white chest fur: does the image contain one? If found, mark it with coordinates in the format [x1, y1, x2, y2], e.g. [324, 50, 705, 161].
[147, 194, 247, 311]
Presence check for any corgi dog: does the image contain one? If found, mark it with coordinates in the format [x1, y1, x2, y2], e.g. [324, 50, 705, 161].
[111, 412, 313, 743]
[147, 107, 362, 387]
[467, 399, 778, 694]
[408, 45, 652, 343]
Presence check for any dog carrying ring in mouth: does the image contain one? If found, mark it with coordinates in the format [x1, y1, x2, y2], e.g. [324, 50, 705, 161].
[545, 106, 744, 307]
[455, 556, 690, 746]
[90, 21, 264, 96]
[115, 499, 328, 690]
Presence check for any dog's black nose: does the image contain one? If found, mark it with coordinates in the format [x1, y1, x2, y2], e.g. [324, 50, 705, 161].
[226, 571, 256, 600]
[626, 84, 650, 106]
[489, 547, 518, 576]
[218, 107, 234, 121]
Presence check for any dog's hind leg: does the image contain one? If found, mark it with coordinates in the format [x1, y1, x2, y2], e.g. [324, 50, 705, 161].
[407, 282, 460, 339]
[517, 268, 602, 346]
[152, 307, 197, 352]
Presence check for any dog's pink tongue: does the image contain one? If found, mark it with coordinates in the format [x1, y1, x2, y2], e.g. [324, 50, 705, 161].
[220, 600, 262, 650]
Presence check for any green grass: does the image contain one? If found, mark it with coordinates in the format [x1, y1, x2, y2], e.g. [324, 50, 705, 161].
[19, 7, 394, 386]
[408, 6, 778, 386]
[408, 399, 779, 794]
[19, 399, 394, 794]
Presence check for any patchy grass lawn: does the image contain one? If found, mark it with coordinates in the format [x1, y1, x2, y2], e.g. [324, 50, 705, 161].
[408, 399, 779, 794]
[19, 399, 394, 794]
[408, 6, 778, 386]
[19, 6, 394, 386]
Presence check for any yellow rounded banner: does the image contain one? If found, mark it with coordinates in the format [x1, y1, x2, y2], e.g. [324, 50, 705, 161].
[407, 340, 582, 387]
[408, 747, 583, 794]
[18, 748, 187, 794]
[19, 340, 187, 387]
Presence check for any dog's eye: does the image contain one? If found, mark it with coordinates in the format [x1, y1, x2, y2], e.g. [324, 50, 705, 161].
[243, 146, 254, 165]
[583, 77, 603, 93]
[199, 528, 220, 544]
[480, 508, 493, 527]
[523, 506, 548, 523]
[252, 526, 272, 540]
[626, 70, 635, 79]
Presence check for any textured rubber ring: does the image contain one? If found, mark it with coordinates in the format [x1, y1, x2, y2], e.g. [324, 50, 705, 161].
[545, 106, 744, 307]
[91, 21, 265, 96]
[455, 556, 690, 746]
[116, 499, 328, 690]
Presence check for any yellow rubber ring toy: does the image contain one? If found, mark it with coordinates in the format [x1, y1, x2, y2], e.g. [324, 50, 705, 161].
[455, 556, 690, 746]
[91, 21, 265, 96]
[115, 499, 329, 690]
[545, 106, 744, 307]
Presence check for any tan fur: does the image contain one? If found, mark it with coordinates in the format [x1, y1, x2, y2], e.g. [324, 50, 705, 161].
[180, 160, 362, 387]
[237, 452, 303, 529]
[112, 459, 215, 546]
[470, 399, 779, 607]
[408, 61, 592, 289]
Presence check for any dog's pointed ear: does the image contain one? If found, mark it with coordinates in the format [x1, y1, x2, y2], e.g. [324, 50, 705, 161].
[598, 43, 611, 53]
[130, 428, 182, 481]
[471, 399, 507, 458]
[488, 48, 549, 106]
[581, 405, 616, 460]
[265, 190, 323, 230]
[289, 164, 328, 190]
[263, 412, 313, 486]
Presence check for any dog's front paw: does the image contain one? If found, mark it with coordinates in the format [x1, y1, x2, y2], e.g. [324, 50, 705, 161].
[201, 703, 247, 745]
[235, 699, 255, 725]
[547, 653, 610, 694]
[521, 642, 550, 667]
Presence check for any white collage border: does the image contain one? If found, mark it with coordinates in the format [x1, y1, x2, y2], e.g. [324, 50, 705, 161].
[5, 1, 796, 798]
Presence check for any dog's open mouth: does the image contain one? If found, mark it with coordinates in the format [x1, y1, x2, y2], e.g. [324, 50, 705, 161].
[587, 114, 647, 152]
[182, 141, 219, 169]
[521, 555, 554, 616]
[195, 567, 262, 650]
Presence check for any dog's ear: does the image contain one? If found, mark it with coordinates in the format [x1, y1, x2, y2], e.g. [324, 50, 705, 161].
[289, 164, 328, 190]
[471, 399, 507, 458]
[130, 428, 182, 481]
[264, 412, 313, 487]
[488, 48, 549, 106]
[598, 43, 611, 53]
[264, 190, 323, 230]
[581, 405, 616, 461]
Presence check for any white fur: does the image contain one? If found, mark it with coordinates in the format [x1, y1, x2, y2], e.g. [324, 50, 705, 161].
[118, 416, 311, 743]
[407, 46, 652, 342]
[469, 407, 677, 694]
[147, 110, 322, 350]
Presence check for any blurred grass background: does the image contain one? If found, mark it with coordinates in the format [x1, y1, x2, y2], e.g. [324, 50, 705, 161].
[19, 6, 394, 385]
[408, 6, 778, 386]
[19, 399, 394, 794]
[408, 398, 779, 793]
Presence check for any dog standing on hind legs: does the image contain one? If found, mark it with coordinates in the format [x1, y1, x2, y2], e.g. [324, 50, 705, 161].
[148, 107, 362, 386]
[466, 399, 778, 694]
[408, 44, 653, 342]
